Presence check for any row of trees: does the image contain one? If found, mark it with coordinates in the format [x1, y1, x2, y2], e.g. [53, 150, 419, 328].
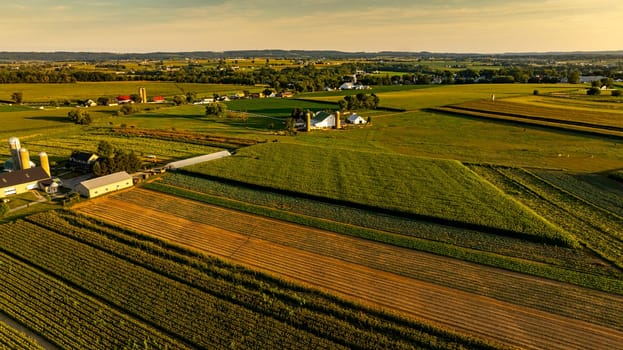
[4, 60, 622, 91]
[338, 93, 380, 111]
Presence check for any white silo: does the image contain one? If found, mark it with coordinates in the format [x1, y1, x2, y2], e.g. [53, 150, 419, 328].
[19, 148, 31, 170]
[8, 137, 22, 170]
[39, 152, 51, 176]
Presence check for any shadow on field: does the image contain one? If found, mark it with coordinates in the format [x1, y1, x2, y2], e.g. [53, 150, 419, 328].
[24, 115, 72, 123]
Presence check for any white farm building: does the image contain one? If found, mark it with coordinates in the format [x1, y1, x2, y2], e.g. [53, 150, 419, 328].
[75, 171, 133, 198]
[166, 151, 232, 170]
[310, 111, 336, 129]
[346, 113, 367, 125]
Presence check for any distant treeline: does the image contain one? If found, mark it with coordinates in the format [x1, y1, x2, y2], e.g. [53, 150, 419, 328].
[2, 50, 623, 62]
[1, 59, 622, 91]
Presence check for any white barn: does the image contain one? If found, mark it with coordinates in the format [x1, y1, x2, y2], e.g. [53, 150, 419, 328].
[346, 113, 367, 125]
[311, 111, 336, 129]
[75, 171, 133, 198]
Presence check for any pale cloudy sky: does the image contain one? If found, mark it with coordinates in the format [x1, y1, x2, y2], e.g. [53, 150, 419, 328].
[2, 0, 622, 53]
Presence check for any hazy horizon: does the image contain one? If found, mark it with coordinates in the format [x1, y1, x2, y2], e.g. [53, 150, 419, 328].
[2, 0, 622, 54]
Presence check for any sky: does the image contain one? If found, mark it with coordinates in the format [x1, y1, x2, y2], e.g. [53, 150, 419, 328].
[1, 0, 622, 54]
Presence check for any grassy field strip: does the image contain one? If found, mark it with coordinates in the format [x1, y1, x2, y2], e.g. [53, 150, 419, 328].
[470, 166, 623, 269]
[455, 100, 623, 128]
[74, 191, 623, 350]
[25, 211, 492, 350]
[75, 191, 617, 342]
[431, 106, 623, 139]
[158, 173, 616, 276]
[184, 143, 574, 246]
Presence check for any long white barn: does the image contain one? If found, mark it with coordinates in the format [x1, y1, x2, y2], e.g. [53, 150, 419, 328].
[75, 171, 133, 198]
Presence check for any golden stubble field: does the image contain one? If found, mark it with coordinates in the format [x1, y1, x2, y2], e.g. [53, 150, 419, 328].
[75, 188, 623, 350]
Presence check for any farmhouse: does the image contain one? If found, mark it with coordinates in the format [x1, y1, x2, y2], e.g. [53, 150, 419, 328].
[0, 167, 50, 199]
[68, 152, 99, 172]
[75, 171, 133, 198]
[346, 113, 367, 125]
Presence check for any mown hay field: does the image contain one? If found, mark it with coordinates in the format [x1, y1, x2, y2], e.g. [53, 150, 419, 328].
[184, 142, 575, 246]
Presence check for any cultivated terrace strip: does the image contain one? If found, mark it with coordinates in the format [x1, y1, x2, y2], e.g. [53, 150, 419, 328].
[74, 190, 623, 350]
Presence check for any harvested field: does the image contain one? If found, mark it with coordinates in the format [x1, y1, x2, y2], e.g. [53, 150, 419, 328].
[75, 188, 623, 350]
[432, 100, 623, 138]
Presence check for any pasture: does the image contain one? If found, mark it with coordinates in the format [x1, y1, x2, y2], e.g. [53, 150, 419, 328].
[183, 142, 574, 246]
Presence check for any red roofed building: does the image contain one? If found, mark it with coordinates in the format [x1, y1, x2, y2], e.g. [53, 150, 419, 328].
[151, 96, 165, 103]
[116, 95, 132, 104]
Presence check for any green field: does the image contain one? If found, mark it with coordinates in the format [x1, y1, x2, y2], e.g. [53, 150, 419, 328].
[183, 142, 574, 246]
[0, 82, 262, 103]
[2, 79, 623, 348]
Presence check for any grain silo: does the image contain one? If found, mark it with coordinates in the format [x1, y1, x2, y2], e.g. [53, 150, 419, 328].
[39, 152, 50, 176]
[335, 111, 341, 129]
[139, 87, 147, 103]
[8, 137, 22, 170]
[306, 112, 311, 132]
[19, 148, 31, 170]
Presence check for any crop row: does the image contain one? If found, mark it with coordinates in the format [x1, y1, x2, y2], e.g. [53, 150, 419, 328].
[78, 189, 623, 331]
[529, 170, 623, 218]
[0, 320, 43, 350]
[469, 165, 623, 270]
[1, 220, 347, 349]
[432, 105, 623, 138]
[143, 182, 623, 297]
[18, 211, 500, 350]
[0, 250, 192, 350]
[451, 100, 623, 129]
[73, 196, 623, 350]
[156, 172, 598, 273]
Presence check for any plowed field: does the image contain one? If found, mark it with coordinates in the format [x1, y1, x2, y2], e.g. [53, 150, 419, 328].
[75, 189, 623, 350]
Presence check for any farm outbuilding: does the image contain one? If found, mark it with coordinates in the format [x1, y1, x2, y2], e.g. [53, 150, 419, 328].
[310, 111, 336, 129]
[346, 113, 367, 125]
[68, 152, 99, 172]
[0, 167, 50, 199]
[166, 151, 231, 170]
[75, 171, 133, 198]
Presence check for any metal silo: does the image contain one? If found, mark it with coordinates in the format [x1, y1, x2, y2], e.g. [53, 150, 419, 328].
[19, 148, 31, 170]
[8, 137, 22, 170]
[39, 152, 51, 176]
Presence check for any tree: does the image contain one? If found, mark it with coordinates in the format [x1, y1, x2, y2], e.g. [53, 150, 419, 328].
[587, 87, 601, 95]
[612, 90, 622, 97]
[173, 95, 186, 106]
[67, 109, 92, 125]
[185, 91, 197, 103]
[568, 70, 580, 84]
[119, 103, 138, 116]
[97, 96, 112, 105]
[205, 102, 227, 117]
[97, 140, 115, 158]
[11, 92, 23, 104]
